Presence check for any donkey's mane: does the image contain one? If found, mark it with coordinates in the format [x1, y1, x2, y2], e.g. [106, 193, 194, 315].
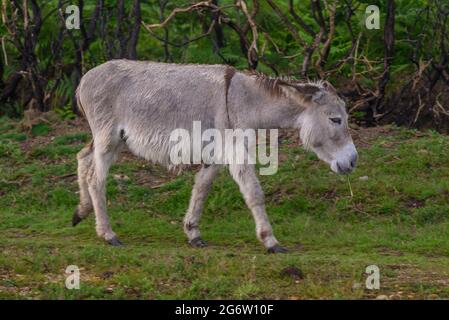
[244, 70, 326, 98]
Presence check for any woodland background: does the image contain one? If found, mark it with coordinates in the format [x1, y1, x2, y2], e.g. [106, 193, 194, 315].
[2, 1, 449, 299]
[0, 0, 448, 132]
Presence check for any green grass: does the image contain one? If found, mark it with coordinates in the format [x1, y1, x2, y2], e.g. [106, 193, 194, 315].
[1, 116, 449, 299]
[31, 123, 51, 137]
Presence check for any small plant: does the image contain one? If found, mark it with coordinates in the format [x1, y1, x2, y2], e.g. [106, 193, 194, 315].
[31, 123, 51, 136]
[352, 111, 366, 121]
[55, 105, 76, 120]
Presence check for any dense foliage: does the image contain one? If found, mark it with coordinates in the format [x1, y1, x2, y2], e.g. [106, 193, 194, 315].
[0, 0, 448, 131]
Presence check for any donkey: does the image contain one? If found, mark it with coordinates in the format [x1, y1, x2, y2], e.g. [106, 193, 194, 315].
[72, 60, 357, 253]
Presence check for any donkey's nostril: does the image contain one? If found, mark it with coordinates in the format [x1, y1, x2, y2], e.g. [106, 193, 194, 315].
[337, 162, 346, 174]
[336, 161, 353, 174]
[350, 154, 358, 168]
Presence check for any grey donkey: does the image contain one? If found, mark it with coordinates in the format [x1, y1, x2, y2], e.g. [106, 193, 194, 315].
[73, 60, 358, 253]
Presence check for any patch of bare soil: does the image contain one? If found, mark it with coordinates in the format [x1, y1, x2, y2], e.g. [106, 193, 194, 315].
[280, 266, 304, 280]
[20, 116, 90, 153]
[404, 197, 426, 210]
[376, 246, 404, 256]
[350, 126, 393, 148]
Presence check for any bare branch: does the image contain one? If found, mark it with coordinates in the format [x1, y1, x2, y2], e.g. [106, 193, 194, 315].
[143, 1, 216, 29]
[236, 0, 258, 68]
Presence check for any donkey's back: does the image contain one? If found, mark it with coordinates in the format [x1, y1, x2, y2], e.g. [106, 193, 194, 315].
[77, 60, 229, 165]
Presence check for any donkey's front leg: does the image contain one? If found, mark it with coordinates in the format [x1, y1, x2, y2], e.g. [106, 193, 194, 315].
[229, 164, 288, 253]
[184, 164, 220, 247]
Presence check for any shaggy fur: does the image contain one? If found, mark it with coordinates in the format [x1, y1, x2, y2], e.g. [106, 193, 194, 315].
[73, 60, 357, 252]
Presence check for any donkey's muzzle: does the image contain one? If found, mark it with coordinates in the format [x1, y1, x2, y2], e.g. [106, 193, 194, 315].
[336, 160, 355, 174]
[331, 145, 357, 174]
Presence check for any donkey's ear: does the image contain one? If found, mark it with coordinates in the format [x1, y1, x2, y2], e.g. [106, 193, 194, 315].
[322, 81, 337, 94]
[294, 84, 321, 95]
[293, 84, 323, 103]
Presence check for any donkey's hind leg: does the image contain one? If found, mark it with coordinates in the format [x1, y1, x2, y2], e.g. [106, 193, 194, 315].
[73, 141, 94, 226]
[87, 140, 122, 246]
[184, 164, 220, 247]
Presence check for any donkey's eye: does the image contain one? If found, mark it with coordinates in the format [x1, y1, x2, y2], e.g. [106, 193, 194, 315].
[329, 117, 342, 125]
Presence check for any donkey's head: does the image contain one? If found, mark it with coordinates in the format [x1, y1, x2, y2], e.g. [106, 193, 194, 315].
[292, 81, 357, 174]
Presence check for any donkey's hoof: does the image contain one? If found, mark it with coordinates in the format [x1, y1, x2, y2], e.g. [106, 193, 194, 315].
[267, 245, 289, 254]
[107, 237, 123, 246]
[189, 237, 207, 248]
[72, 209, 83, 227]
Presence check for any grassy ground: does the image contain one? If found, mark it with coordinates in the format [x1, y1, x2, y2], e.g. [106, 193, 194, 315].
[1, 116, 449, 299]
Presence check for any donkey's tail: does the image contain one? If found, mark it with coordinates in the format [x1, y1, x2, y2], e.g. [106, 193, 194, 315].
[75, 83, 94, 144]
[75, 85, 87, 119]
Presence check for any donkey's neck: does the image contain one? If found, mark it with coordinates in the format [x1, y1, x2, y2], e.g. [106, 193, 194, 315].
[228, 73, 304, 129]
